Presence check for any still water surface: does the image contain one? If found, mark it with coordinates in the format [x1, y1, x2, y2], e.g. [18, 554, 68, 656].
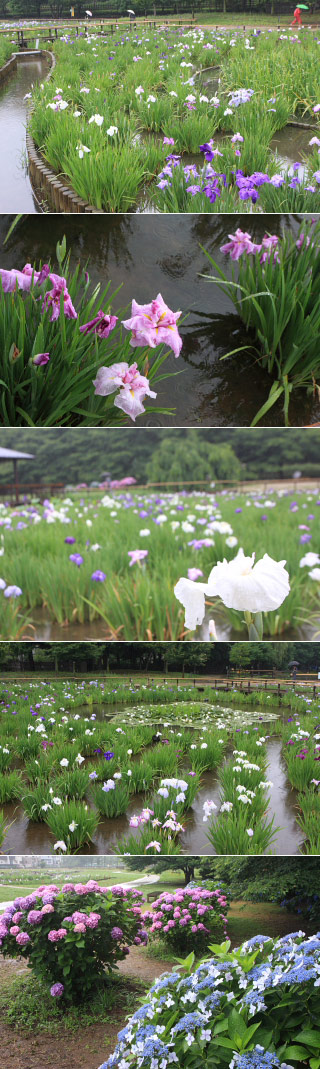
[0, 57, 49, 211]
[2, 704, 303, 856]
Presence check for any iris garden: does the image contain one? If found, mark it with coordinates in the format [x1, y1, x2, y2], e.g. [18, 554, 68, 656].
[0, 676, 320, 857]
[24, 23, 320, 214]
[0, 483, 320, 640]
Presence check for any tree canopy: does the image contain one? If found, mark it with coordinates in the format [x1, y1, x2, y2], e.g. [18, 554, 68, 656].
[1, 641, 320, 672]
[0, 429, 318, 487]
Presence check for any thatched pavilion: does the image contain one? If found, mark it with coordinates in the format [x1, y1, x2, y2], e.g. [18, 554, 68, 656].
[0, 446, 34, 503]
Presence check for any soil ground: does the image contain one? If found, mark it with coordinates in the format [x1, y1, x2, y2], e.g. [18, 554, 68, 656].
[0, 901, 311, 1069]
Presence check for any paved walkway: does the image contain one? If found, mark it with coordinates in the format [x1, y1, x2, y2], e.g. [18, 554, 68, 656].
[0, 873, 159, 912]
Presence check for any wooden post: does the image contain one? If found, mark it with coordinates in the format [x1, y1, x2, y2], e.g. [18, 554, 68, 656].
[13, 459, 19, 505]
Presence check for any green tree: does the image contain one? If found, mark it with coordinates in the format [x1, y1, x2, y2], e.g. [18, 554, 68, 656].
[198, 856, 320, 919]
[7, 0, 44, 14]
[229, 643, 291, 671]
[146, 432, 242, 487]
[125, 856, 201, 884]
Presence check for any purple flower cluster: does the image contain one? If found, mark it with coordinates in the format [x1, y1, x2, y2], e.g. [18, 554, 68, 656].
[144, 887, 228, 942]
[0, 881, 147, 1001]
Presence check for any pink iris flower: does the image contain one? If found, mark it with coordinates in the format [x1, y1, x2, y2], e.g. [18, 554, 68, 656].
[93, 361, 156, 422]
[79, 311, 118, 338]
[0, 263, 49, 293]
[128, 549, 149, 566]
[220, 229, 261, 260]
[41, 274, 77, 322]
[122, 293, 183, 358]
[188, 568, 204, 581]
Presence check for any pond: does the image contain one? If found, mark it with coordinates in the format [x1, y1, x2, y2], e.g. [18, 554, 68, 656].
[0, 55, 50, 211]
[2, 212, 320, 427]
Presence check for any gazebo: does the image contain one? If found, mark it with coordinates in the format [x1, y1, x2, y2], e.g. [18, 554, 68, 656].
[0, 447, 35, 504]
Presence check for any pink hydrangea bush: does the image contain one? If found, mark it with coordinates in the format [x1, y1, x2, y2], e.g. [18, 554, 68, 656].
[144, 886, 228, 954]
[0, 881, 148, 1003]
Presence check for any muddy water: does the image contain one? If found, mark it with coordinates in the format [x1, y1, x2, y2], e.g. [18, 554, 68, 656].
[270, 124, 314, 178]
[181, 768, 221, 854]
[265, 737, 303, 855]
[0, 56, 49, 210]
[180, 737, 303, 856]
[2, 212, 320, 426]
[200, 608, 318, 642]
[26, 606, 319, 642]
[2, 731, 303, 857]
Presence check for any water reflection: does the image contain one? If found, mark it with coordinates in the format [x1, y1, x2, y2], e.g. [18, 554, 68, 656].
[2, 738, 302, 856]
[1, 212, 319, 426]
[0, 57, 50, 211]
[270, 125, 314, 179]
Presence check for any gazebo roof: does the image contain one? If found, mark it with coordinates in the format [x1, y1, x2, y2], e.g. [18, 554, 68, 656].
[0, 447, 34, 460]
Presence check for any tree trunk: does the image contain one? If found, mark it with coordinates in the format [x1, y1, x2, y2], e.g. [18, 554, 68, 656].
[184, 863, 195, 884]
[27, 649, 35, 671]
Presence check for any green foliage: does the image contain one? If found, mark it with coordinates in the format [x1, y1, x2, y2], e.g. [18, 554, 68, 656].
[198, 857, 320, 926]
[104, 929, 320, 1068]
[146, 432, 242, 485]
[1, 638, 320, 674]
[0, 428, 319, 486]
[203, 218, 320, 426]
[0, 250, 171, 427]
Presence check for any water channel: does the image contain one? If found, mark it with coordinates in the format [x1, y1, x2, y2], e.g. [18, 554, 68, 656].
[1, 701, 305, 857]
[0, 55, 50, 211]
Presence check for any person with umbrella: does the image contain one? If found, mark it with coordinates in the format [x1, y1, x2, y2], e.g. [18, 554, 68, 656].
[291, 5, 306, 26]
[289, 659, 299, 681]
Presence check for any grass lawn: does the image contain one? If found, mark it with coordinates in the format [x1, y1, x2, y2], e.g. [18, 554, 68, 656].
[0, 870, 181, 904]
[227, 899, 306, 944]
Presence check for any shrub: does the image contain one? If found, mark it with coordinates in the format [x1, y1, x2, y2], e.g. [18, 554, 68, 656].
[144, 886, 228, 954]
[0, 881, 148, 1004]
[100, 930, 320, 1068]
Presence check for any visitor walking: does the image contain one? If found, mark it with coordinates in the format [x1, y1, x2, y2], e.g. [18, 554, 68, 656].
[291, 6, 303, 26]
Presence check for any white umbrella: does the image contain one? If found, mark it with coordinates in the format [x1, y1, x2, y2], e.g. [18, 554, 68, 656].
[85, 9, 92, 15]
[127, 9, 136, 13]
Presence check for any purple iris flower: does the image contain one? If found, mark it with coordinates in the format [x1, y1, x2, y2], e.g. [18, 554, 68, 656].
[32, 352, 50, 366]
[79, 311, 118, 338]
